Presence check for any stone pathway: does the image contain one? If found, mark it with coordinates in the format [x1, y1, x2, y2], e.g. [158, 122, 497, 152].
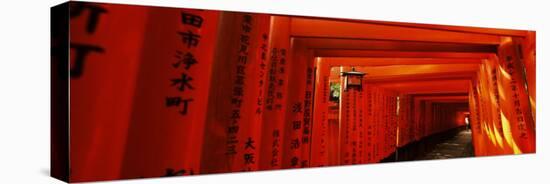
[417, 129, 474, 160]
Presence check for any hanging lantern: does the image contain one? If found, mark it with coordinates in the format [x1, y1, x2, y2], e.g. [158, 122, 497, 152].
[341, 67, 366, 91]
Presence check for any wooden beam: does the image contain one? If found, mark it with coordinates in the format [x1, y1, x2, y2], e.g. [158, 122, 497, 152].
[422, 99, 469, 103]
[414, 96, 469, 101]
[360, 20, 529, 37]
[364, 71, 476, 83]
[290, 17, 502, 45]
[293, 37, 497, 53]
[320, 57, 482, 66]
[411, 92, 469, 97]
[314, 50, 493, 59]
[373, 79, 470, 94]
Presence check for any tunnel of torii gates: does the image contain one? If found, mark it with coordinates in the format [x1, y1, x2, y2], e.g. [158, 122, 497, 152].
[65, 5, 536, 182]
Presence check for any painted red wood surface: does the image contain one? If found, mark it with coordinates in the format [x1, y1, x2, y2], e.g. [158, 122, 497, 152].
[199, 12, 271, 174]
[68, 3, 149, 182]
[258, 16, 292, 170]
[119, 8, 221, 178]
[310, 58, 332, 167]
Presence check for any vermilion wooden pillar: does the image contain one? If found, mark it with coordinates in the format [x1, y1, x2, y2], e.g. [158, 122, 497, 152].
[68, 3, 149, 181]
[338, 66, 367, 165]
[521, 32, 536, 122]
[258, 16, 292, 171]
[477, 62, 498, 155]
[199, 12, 270, 174]
[281, 40, 315, 169]
[496, 37, 536, 154]
[310, 58, 331, 167]
[487, 56, 513, 154]
[364, 85, 375, 163]
[120, 8, 221, 178]
[469, 82, 485, 156]
[397, 95, 414, 148]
